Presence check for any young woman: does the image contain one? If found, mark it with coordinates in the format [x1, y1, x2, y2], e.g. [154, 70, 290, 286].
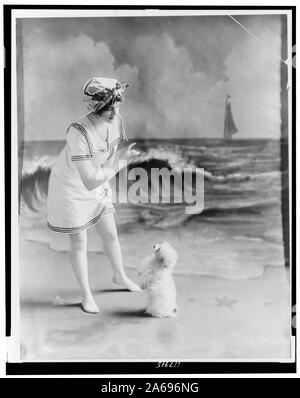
[47, 77, 141, 314]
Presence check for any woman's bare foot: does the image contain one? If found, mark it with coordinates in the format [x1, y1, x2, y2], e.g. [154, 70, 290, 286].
[113, 274, 142, 292]
[81, 293, 99, 314]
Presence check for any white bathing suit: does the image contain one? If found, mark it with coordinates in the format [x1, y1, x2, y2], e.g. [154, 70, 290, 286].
[47, 113, 127, 234]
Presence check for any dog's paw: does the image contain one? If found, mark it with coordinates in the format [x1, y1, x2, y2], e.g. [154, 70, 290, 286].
[165, 307, 178, 317]
[168, 311, 176, 318]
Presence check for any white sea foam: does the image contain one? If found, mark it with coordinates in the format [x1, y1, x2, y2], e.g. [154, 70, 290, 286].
[22, 155, 56, 176]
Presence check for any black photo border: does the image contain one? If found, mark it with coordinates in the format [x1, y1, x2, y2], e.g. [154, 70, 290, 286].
[4, 4, 296, 375]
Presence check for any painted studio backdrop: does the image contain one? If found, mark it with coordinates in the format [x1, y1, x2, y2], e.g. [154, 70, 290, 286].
[17, 13, 291, 360]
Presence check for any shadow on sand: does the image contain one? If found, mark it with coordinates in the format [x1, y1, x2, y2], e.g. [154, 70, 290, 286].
[109, 309, 151, 318]
[21, 300, 83, 311]
[21, 300, 150, 319]
[96, 288, 129, 293]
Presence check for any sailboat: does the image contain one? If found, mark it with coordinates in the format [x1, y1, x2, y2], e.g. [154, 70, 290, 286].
[223, 94, 238, 140]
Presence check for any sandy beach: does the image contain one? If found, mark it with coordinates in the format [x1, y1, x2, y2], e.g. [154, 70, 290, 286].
[19, 138, 291, 361]
[19, 220, 291, 361]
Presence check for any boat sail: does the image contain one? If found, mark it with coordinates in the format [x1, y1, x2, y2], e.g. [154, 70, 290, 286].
[223, 94, 238, 139]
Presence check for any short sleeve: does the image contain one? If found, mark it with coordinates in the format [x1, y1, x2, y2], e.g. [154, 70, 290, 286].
[66, 127, 92, 161]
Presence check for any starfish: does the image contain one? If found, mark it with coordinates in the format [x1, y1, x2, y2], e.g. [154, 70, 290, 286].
[214, 296, 237, 310]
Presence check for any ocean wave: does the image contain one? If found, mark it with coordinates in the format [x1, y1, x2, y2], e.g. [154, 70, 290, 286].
[22, 149, 253, 183]
[115, 197, 279, 230]
[131, 146, 194, 169]
[204, 170, 250, 183]
[22, 155, 56, 176]
[19, 143, 281, 230]
[250, 170, 282, 180]
[201, 198, 279, 213]
[20, 167, 50, 218]
[129, 154, 253, 184]
[174, 143, 207, 151]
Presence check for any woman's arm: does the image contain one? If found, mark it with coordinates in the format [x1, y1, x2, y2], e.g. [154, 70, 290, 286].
[102, 147, 117, 169]
[76, 160, 118, 191]
[76, 143, 139, 191]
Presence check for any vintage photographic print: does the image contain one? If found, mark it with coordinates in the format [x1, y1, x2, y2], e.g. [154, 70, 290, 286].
[5, 6, 295, 372]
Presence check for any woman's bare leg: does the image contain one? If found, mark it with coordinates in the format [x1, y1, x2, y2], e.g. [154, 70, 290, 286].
[96, 213, 141, 292]
[69, 231, 99, 313]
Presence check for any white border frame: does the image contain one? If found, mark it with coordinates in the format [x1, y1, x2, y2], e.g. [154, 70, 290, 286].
[7, 6, 295, 367]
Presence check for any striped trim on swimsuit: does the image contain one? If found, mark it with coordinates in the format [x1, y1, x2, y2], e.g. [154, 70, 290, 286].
[68, 122, 94, 159]
[71, 154, 92, 161]
[47, 205, 115, 234]
[67, 114, 128, 161]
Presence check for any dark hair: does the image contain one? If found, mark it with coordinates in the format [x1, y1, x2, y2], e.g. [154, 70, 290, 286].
[94, 94, 123, 116]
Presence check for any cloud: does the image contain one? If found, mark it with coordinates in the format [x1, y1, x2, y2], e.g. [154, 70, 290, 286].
[20, 14, 282, 140]
[23, 32, 138, 140]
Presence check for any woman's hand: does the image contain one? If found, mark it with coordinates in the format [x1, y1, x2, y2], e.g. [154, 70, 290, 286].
[115, 143, 140, 163]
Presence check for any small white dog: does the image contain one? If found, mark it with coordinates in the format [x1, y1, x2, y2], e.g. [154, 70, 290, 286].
[138, 242, 178, 318]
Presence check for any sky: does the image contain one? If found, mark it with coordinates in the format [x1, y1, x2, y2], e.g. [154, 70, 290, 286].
[18, 14, 283, 141]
